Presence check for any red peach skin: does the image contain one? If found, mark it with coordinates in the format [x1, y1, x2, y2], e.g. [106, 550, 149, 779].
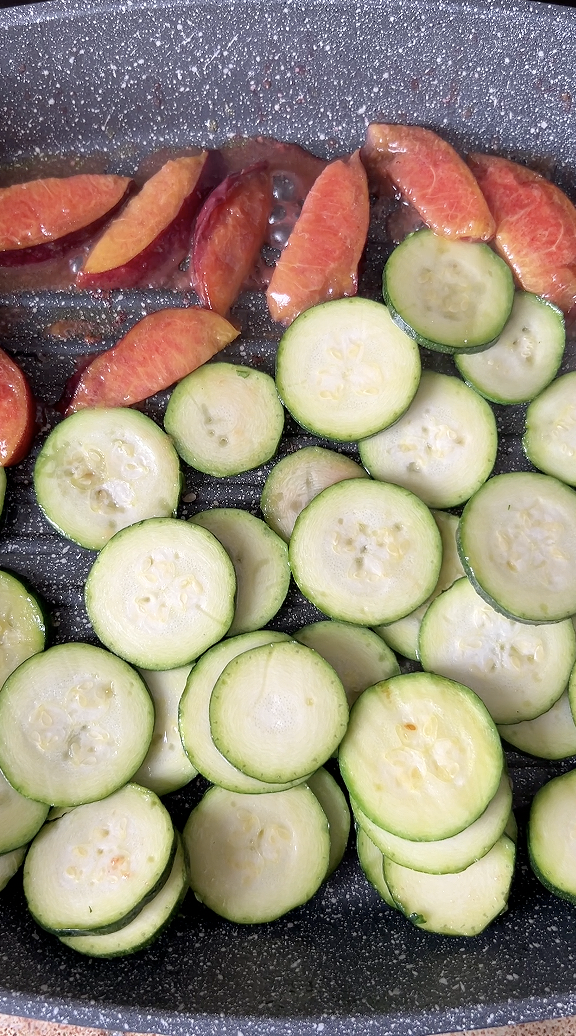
[0, 348, 36, 465]
[77, 154, 213, 290]
[62, 308, 239, 414]
[469, 152, 576, 314]
[266, 150, 369, 326]
[192, 163, 272, 314]
[0, 175, 132, 266]
[362, 123, 495, 241]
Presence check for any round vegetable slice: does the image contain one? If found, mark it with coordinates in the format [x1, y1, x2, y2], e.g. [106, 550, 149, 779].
[0, 569, 47, 689]
[85, 517, 236, 669]
[529, 769, 576, 903]
[0, 642, 154, 806]
[131, 665, 198, 797]
[34, 408, 182, 550]
[351, 770, 512, 874]
[523, 371, 576, 485]
[164, 362, 284, 477]
[260, 445, 368, 543]
[383, 228, 514, 353]
[0, 767, 48, 854]
[189, 508, 290, 637]
[419, 576, 576, 725]
[178, 630, 306, 795]
[294, 620, 399, 709]
[289, 478, 442, 626]
[183, 784, 330, 923]
[209, 640, 349, 784]
[59, 834, 188, 957]
[23, 783, 175, 935]
[359, 370, 497, 509]
[339, 671, 503, 841]
[275, 297, 421, 441]
[458, 471, 576, 623]
[306, 767, 351, 875]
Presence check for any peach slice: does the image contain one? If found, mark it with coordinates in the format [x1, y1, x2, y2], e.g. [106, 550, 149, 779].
[0, 348, 36, 465]
[469, 152, 576, 314]
[61, 308, 239, 414]
[266, 149, 369, 326]
[362, 123, 495, 241]
[192, 163, 272, 314]
[0, 175, 132, 266]
[77, 154, 214, 290]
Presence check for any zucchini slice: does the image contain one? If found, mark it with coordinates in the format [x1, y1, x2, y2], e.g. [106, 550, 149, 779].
[23, 783, 175, 935]
[0, 569, 47, 689]
[190, 508, 290, 637]
[209, 640, 349, 784]
[59, 834, 187, 957]
[383, 228, 514, 353]
[419, 576, 576, 725]
[456, 292, 565, 405]
[275, 297, 421, 441]
[178, 630, 305, 795]
[85, 517, 236, 669]
[0, 844, 27, 893]
[529, 769, 576, 904]
[358, 370, 497, 509]
[384, 833, 516, 936]
[0, 642, 154, 807]
[458, 471, 576, 623]
[356, 828, 397, 909]
[523, 370, 576, 485]
[294, 620, 399, 710]
[499, 690, 576, 760]
[183, 784, 330, 924]
[306, 767, 351, 876]
[374, 510, 464, 661]
[131, 665, 198, 797]
[164, 362, 284, 477]
[339, 671, 503, 841]
[289, 478, 442, 626]
[260, 445, 368, 543]
[0, 768, 48, 854]
[351, 770, 512, 875]
[34, 407, 182, 550]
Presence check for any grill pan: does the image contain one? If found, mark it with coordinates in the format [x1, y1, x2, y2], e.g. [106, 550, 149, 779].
[1, 0, 576, 1033]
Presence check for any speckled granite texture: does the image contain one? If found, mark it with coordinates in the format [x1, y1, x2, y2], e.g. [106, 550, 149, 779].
[2, 0, 576, 1034]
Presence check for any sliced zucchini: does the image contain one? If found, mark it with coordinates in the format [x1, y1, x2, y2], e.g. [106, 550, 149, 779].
[23, 783, 175, 935]
[0, 844, 27, 892]
[458, 471, 576, 623]
[178, 630, 306, 794]
[523, 371, 576, 486]
[59, 833, 187, 957]
[356, 827, 397, 909]
[338, 671, 503, 841]
[190, 508, 290, 637]
[358, 370, 497, 509]
[0, 767, 49, 854]
[131, 665, 197, 797]
[306, 767, 350, 876]
[293, 620, 399, 709]
[0, 642, 154, 807]
[383, 228, 514, 353]
[383, 833, 516, 936]
[529, 769, 576, 903]
[289, 479, 442, 626]
[456, 292, 565, 404]
[85, 517, 236, 669]
[209, 640, 349, 784]
[183, 784, 330, 924]
[275, 297, 421, 442]
[164, 362, 284, 477]
[374, 510, 464, 661]
[351, 770, 512, 874]
[260, 445, 368, 543]
[0, 569, 47, 689]
[419, 576, 576, 725]
[499, 690, 576, 760]
[34, 408, 182, 551]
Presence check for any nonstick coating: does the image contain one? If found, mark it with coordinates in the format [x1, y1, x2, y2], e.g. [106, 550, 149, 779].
[1, 0, 576, 1033]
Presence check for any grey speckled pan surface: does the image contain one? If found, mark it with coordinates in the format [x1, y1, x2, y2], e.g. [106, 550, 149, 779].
[1, 0, 576, 1033]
